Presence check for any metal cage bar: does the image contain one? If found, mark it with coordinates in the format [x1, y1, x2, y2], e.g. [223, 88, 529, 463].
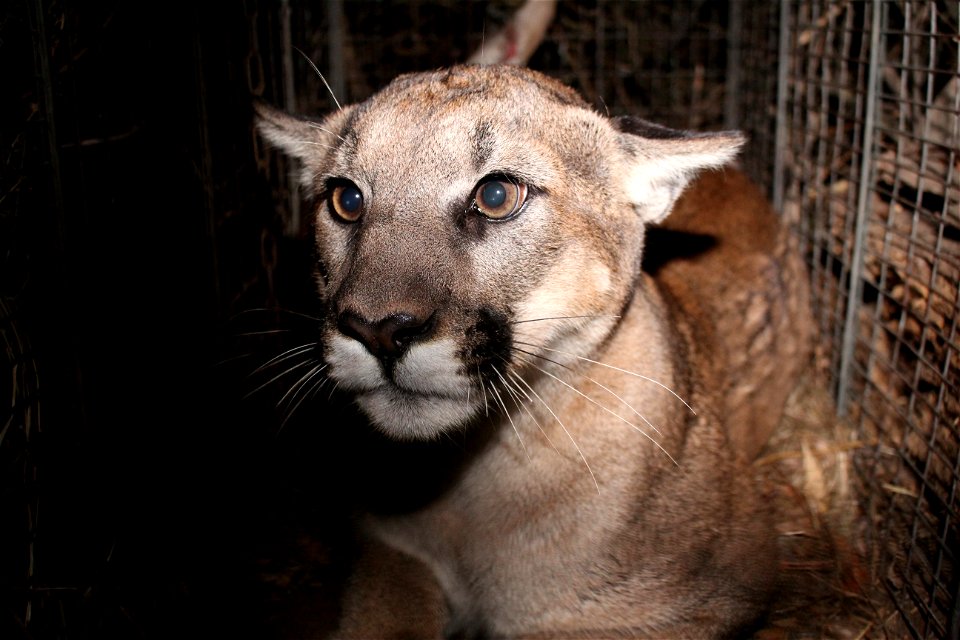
[778, 2, 960, 637]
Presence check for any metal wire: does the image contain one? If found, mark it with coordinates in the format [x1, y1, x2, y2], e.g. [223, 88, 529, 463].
[778, 2, 959, 637]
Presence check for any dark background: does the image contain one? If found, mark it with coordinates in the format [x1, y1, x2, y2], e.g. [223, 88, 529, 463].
[2, 2, 344, 637]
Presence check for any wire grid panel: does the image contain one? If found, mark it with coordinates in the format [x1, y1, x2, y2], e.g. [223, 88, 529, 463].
[730, 2, 780, 193]
[778, 1, 959, 638]
[529, 0, 730, 129]
[290, 1, 733, 129]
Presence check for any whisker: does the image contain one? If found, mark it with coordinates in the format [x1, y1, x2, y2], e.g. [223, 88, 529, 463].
[512, 346, 662, 437]
[297, 140, 338, 151]
[277, 362, 328, 409]
[513, 352, 678, 467]
[480, 21, 486, 60]
[271, 308, 323, 322]
[504, 370, 562, 456]
[509, 368, 600, 493]
[326, 379, 342, 402]
[478, 366, 490, 417]
[245, 358, 315, 399]
[490, 367, 529, 460]
[307, 121, 347, 143]
[584, 377, 663, 437]
[214, 352, 255, 368]
[294, 46, 342, 111]
[279, 367, 331, 434]
[511, 314, 620, 325]
[234, 329, 293, 338]
[250, 343, 318, 376]
[227, 307, 322, 323]
[515, 341, 696, 416]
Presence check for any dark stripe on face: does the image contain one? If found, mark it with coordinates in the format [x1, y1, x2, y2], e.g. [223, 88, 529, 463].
[471, 120, 495, 172]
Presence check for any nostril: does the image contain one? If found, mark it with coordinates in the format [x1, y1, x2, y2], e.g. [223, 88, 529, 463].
[337, 312, 378, 353]
[388, 313, 435, 348]
[337, 310, 435, 360]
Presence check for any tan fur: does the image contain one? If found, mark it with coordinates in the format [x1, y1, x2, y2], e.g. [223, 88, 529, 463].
[256, 65, 812, 639]
[654, 169, 813, 460]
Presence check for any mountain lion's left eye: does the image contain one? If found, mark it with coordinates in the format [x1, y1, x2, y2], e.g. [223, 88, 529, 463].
[472, 178, 527, 220]
[330, 183, 364, 223]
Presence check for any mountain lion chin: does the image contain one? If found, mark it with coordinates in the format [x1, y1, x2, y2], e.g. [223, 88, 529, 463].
[357, 387, 481, 440]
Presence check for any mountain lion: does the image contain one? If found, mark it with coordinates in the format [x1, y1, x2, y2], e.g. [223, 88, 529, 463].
[255, 64, 812, 638]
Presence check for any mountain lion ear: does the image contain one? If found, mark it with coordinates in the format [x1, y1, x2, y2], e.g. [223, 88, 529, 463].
[615, 116, 745, 224]
[254, 100, 355, 181]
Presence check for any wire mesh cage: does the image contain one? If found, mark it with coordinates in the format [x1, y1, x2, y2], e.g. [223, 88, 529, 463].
[776, 1, 959, 637]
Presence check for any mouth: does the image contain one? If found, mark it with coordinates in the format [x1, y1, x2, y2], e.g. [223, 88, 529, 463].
[325, 331, 489, 439]
[391, 382, 468, 401]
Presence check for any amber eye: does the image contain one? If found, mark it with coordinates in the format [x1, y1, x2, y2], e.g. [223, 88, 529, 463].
[472, 178, 527, 220]
[330, 183, 363, 222]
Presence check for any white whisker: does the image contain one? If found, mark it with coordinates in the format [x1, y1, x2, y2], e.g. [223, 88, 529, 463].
[215, 352, 254, 368]
[307, 121, 347, 143]
[251, 343, 318, 376]
[294, 47, 342, 111]
[278, 362, 328, 409]
[490, 367, 529, 460]
[511, 314, 620, 325]
[516, 341, 696, 415]
[480, 21, 486, 60]
[246, 358, 315, 399]
[279, 366, 331, 432]
[235, 329, 291, 338]
[227, 307, 320, 323]
[326, 379, 341, 402]
[505, 370, 562, 456]
[514, 352, 678, 467]
[513, 346, 663, 437]
[298, 139, 338, 151]
[511, 370, 600, 493]
[584, 376, 664, 437]
[478, 366, 490, 417]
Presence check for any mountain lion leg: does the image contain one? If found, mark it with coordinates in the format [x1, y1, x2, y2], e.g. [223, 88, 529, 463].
[336, 537, 447, 639]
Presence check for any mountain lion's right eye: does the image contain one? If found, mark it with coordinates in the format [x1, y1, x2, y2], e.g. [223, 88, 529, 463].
[472, 178, 527, 221]
[331, 183, 364, 222]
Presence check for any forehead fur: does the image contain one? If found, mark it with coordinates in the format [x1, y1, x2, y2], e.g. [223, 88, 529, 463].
[369, 65, 588, 113]
[336, 65, 610, 192]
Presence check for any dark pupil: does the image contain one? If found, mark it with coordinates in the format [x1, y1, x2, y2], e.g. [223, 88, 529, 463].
[340, 186, 362, 213]
[480, 182, 507, 208]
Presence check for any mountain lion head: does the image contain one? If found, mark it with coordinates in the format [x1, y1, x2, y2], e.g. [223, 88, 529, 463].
[256, 64, 742, 441]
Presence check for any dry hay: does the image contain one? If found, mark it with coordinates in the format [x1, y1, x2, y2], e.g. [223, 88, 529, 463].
[753, 374, 906, 639]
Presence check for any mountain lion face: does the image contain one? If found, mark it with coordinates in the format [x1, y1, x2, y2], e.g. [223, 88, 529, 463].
[257, 64, 742, 440]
